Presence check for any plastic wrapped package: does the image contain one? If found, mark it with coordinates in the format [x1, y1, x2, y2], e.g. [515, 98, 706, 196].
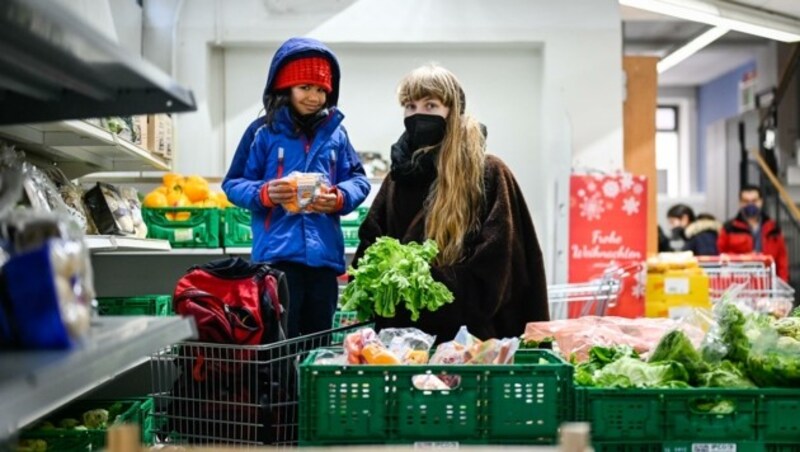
[120, 187, 148, 239]
[283, 172, 329, 214]
[41, 166, 94, 234]
[523, 316, 707, 362]
[378, 328, 435, 364]
[0, 145, 24, 218]
[1, 218, 94, 348]
[20, 162, 86, 234]
[83, 182, 135, 235]
[312, 348, 348, 365]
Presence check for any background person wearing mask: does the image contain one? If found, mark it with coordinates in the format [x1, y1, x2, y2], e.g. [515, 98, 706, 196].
[718, 185, 789, 281]
[667, 205, 720, 256]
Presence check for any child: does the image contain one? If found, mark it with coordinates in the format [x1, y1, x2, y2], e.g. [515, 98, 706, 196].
[223, 37, 370, 337]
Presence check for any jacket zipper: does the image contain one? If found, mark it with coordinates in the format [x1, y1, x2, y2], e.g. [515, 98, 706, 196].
[264, 147, 285, 231]
[330, 149, 337, 185]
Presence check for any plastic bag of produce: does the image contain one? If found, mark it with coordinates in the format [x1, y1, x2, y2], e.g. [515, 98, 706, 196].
[42, 166, 94, 234]
[378, 328, 435, 364]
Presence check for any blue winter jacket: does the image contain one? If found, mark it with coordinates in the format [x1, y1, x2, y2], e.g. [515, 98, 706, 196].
[222, 37, 370, 273]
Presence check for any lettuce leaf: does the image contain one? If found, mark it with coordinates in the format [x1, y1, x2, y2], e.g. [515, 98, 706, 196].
[341, 238, 454, 321]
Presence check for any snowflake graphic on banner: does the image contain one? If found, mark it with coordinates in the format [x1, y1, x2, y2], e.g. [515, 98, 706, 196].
[633, 184, 644, 195]
[587, 181, 597, 192]
[631, 278, 646, 298]
[579, 193, 605, 221]
[602, 180, 620, 198]
[620, 173, 634, 191]
[622, 196, 640, 216]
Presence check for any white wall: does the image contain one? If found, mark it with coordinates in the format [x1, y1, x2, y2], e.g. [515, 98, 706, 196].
[151, 0, 624, 282]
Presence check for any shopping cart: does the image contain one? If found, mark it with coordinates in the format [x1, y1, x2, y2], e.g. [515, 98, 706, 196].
[698, 255, 794, 315]
[547, 265, 635, 320]
[149, 323, 367, 447]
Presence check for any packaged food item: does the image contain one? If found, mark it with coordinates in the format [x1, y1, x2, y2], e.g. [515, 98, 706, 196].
[83, 182, 135, 235]
[283, 172, 329, 214]
[378, 328, 436, 364]
[42, 166, 94, 234]
[1, 211, 95, 349]
[361, 342, 401, 365]
[120, 187, 148, 239]
[343, 328, 378, 364]
[412, 374, 451, 391]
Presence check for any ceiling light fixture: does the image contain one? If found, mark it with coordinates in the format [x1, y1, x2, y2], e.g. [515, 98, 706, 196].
[657, 26, 729, 73]
[620, 0, 800, 42]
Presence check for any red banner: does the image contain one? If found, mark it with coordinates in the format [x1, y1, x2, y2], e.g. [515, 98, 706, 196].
[568, 173, 648, 317]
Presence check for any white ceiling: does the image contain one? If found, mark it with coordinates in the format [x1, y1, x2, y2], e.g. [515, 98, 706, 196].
[621, 1, 797, 86]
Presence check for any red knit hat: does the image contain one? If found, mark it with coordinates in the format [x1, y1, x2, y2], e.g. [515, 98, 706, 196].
[272, 57, 333, 93]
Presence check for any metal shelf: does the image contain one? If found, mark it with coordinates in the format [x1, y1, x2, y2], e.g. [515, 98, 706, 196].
[225, 246, 358, 255]
[0, 316, 196, 439]
[0, 120, 171, 178]
[85, 235, 172, 253]
[0, 0, 196, 125]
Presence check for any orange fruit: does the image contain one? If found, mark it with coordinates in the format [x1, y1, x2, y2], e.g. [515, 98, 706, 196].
[143, 191, 168, 208]
[162, 173, 184, 190]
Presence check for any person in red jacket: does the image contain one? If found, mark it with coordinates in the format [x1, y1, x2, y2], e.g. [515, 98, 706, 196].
[718, 185, 789, 281]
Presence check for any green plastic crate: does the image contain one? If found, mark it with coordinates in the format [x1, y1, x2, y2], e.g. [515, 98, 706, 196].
[21, 399, 143, 451]
[340, 206, 369, 227]
[577, 387, 800, 451]
[299, 348, 573, 446]
[96, 295, 172, 316]
[143, 207, 221, 248]
[330, 311, 373, 343]
[340, 206, 368, 248]
[222, 207, 252, 247]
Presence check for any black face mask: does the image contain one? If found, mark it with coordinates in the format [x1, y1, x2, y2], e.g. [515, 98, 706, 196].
[671, 226, 685, 239]
[404, 114, 447, 151]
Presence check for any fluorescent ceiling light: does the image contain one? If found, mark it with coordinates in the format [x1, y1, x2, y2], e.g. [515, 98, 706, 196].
[657, 26, 729, 73]
[620, 0, 800, 42]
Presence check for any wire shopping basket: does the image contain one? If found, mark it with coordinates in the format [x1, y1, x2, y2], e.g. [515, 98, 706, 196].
[547, 265, 636, 320]
[150, 322, 368, 447]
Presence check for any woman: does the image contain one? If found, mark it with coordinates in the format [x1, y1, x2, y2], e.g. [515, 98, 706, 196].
[354, 64, 549, 340]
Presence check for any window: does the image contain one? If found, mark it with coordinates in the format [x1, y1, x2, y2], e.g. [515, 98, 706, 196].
[656, 105, 680, 197]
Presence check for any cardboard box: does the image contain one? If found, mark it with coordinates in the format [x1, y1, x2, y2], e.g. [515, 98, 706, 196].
[645, 269, 711, 318]
[147, 114, 173, 160]
[131, 115, 148, 147]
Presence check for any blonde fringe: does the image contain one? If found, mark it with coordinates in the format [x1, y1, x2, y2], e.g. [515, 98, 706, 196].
[398, 64, 486, 265]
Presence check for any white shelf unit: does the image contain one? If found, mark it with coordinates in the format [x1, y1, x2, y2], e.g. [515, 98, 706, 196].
[85, 235, 172, 253]
[0, 120, 170, 178]
[0, 316, 196, 440]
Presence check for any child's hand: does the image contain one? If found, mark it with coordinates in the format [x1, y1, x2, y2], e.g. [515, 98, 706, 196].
[309, 191, 339, 214]
[267, 178, 295, 204]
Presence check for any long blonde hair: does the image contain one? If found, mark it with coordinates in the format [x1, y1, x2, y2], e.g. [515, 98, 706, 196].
[397, 64, 486, 265]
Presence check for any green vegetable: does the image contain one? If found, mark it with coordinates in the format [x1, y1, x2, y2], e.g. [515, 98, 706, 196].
[593, 357, 690, 388]
[341, 238, 454, 321]
[697, 361, 754, 388]
[649, 330, 709, 384]
[17, 439, 47, 452]
[790, 306, 800, 318]
[82, 409, 108, 429]
[58, 418, 80, 429]
[37, 421, 54, 430]
[574, 345, 639, 387]
[702, 303, 750, 364]
[773, 317, 800, 341]
[520, 336, 554, 349]
[692, 399, 736, 415]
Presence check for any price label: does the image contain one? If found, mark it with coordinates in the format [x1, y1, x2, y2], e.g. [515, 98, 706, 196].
[664, 277, 690, 295]
[174, 228, 194, 243]
[692, 444, 736, 452]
